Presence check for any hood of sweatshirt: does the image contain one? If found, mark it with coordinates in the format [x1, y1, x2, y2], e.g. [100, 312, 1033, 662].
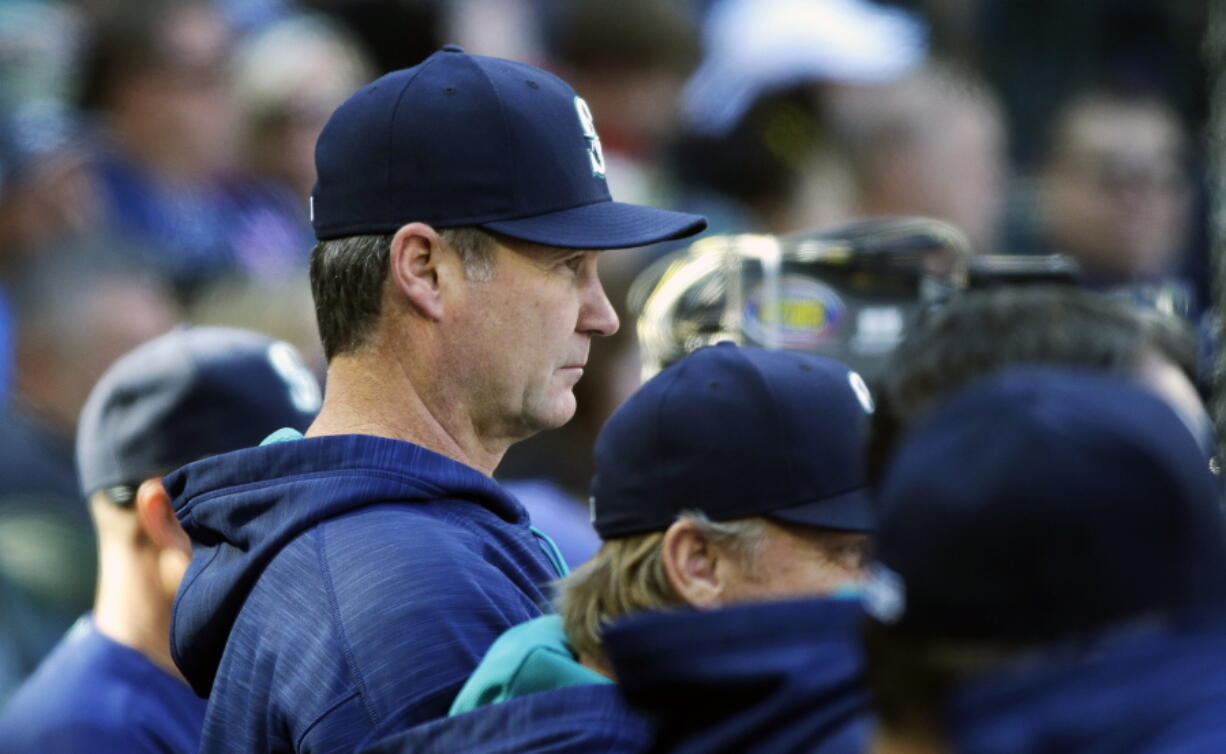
[165, 433, 529, 696]
[603, 596, 870, 754]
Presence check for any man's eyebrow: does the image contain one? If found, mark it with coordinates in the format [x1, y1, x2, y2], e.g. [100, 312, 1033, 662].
[544, 248, 585, 262]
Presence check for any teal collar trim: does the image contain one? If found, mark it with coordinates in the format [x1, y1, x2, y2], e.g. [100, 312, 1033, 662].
[260, 427, 305, 445]
[530, 526, 570, 578]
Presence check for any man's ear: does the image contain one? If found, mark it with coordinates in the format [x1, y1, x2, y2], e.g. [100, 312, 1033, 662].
[661, 519, 725, 608]
[388, 222, 451, 321]
[134, 478, 190, 557]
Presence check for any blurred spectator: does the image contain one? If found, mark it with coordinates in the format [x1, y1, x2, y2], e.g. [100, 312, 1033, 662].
[674, 85, 853, 235]
[673, 0, 926, 235]
[830, 62, 1008, 254]
[446, 0, 538, 64]
[0, 101, 96, 261]
[0, 327, 319, 753]
[227, 12, 372, 280]
[76, 0, 242, 295]
[543, 0, 699, 207]
[682, 0, 925, 140]
[188, 272, 325, 375]
[0, 0, 85, 106]
[0, 101, 97, 405]
[0, 245, 178, 693]
[1031, 87, 1193, 286]
[869, 286, 1206, 483]
[974, 0, 1206, 170]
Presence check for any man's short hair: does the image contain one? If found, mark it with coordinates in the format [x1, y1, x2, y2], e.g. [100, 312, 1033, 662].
[556, 511, 766, 668]
[868, 286, 1197, 482]
[309, 226, 495, 361]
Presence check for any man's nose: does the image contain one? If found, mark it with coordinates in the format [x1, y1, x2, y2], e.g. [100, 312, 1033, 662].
[580, 276, 620, 337]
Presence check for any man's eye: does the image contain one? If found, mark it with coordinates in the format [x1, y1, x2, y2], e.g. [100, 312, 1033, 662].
[563, 256, 584, 273]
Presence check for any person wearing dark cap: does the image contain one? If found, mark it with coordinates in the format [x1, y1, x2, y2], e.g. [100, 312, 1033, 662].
[164, 46, 706, 753]
[863, 368, 1226, 754]
[366, 344, 873, 752]
[562, 342, 873, 674]
[0, 327, 320, 754]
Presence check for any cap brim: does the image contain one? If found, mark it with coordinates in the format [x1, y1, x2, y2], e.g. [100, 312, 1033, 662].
[767, 487, 873, 533]
[480, 200, 707, 250]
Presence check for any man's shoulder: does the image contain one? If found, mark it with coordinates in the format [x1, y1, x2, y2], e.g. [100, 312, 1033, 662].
[0, 623, 204, 753]
[313, 499, 498, 553]
[245, 500, 544, 627]
[310, 502, 541, 600]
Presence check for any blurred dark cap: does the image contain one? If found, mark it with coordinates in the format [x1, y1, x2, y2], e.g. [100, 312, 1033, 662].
[865, 367, 1226, 642]
[76, 326, 321, 500]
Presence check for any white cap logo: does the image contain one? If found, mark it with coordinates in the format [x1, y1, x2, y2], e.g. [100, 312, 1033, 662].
[574, 96, 606, 179]
[267, 342, 323, 413]
[848, 370, 875, 415]
[863, 563, 906, 624]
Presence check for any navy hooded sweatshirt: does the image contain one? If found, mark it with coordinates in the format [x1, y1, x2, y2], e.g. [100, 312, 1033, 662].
[947, 621, 1226, 754]
[360, 684, 651, 753]
[166, 434, 558, 753]
[603, 597, 870, 753]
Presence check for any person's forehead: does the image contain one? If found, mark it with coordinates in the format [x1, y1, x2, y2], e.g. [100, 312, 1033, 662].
[766, 520, 869, 546]
[497, 235, 588, 261]
[1062, 102, 1182, 157]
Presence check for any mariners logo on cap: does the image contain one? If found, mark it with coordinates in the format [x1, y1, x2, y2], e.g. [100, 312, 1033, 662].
[863, 562, 906, 624]
[267, 342, 322, 413]
[574, 96, 606, 179]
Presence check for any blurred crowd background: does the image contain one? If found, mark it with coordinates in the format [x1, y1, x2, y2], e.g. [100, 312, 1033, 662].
[0, 0, 1210, 702]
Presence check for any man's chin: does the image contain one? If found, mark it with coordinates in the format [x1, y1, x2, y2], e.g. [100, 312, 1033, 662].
[515, 392, 578, 437]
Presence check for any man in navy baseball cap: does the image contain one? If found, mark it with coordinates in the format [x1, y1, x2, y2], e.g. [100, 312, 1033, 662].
[862, 368, 1226, 754]
[0, 327, 319, 754]
[564, 343, 874, 668]
[163, 48, 707, 751]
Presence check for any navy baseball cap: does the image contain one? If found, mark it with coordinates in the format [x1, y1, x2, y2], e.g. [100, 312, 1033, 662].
[591, 342, 875, 538]
[76, 326, 322, 499]
[864, 368, 1226, 642]
[311, 45, 707, 248]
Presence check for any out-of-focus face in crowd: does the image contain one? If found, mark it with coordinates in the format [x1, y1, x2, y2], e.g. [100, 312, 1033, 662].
[232, 14, 372, 201]
[1039, 92, 1191, 280]
[100, 0, 236, 180]
[832, 65, 1007, 254]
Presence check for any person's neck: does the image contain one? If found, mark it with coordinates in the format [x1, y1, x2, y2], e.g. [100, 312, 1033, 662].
[92, 543, 182, 682]
[307, 350, 508, 477]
